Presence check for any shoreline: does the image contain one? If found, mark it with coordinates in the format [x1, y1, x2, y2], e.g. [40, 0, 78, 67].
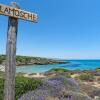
[0, 64, 100, 73]
[16, 61, 69, 67]
[0, 55, 69, 66]
[0, 62, 69, 72]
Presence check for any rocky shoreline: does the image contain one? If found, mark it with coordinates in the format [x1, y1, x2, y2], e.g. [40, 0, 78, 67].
[0, 55, 69, 67]
[0, 55, 69, 72]
[16, 60, 68, 66]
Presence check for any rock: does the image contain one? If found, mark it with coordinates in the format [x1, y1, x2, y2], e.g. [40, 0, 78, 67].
[0, 65, 5, 71]
[94, 96, 100, 100]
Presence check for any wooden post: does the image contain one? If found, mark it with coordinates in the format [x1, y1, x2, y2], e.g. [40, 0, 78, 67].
[4, 3, 18, 100]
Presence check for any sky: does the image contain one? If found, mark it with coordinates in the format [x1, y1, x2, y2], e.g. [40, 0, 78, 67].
[0, 0, 100, 59]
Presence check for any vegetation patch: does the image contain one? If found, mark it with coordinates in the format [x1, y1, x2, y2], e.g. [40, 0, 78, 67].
[0, 71, 4, 78]
[0, 78, 4, 100]
[49, 68, 69, 72]
[78, 73, 94, 81]
[96, 68, 100, 72]
[0, 55, 5, 64]
[0, 77, 42, 100]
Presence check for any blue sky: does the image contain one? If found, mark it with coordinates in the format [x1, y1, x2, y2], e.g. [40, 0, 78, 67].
[0, 0, 100, 59]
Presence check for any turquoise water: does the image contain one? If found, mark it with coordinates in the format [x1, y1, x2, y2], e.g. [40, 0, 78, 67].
[16, 60, 100, 73]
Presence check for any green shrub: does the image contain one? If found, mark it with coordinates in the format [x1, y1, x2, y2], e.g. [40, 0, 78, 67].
[0, 78, 4, 100]
[75, 69, 81, 71]
[79, 73, 94, 81]
[50, 68, 69, 73]
[15, 77, 42, 99]
[0, 55, 5, 64]
[0, 59, 3, 64]
[96, 68, 100, 72]
[0, 77, 42, 100]
[0, 71, 4, 78]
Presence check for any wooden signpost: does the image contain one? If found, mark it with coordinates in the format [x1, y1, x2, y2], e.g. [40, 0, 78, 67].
[0, 3, 37, 22]
[0, 2, 37, 100]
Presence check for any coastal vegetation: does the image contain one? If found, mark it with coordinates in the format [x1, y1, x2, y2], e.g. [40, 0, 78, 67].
[0, 76, 42, 100]
[49, 68, 69, 72]
[96, 68, 100, 72]
[0, 71, 4, 78]
[0, 55, 68, 66]
[19, 74, 100, 100]
[0, 55, 5, 64]
[0, 68, 100, 100]
[78, 73, 94, 81]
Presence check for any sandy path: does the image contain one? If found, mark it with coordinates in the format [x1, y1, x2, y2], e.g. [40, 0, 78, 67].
[23, 73, 46, 78]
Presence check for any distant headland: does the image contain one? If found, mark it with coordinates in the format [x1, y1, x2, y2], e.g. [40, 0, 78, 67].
[0, 55, 68, 66]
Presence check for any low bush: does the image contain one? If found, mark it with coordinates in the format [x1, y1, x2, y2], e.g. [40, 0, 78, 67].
[50, 68, 69, 73]
[0, 77, 42, 100]
[79, 73, 94, 81]
[0, 55, 5, 64]
[19, 76, 81, 100]
[96, 68, 100, 72]
[75, 69, 81, 71]
[0, 78, 4, 100]
[0, 71, 4, 78]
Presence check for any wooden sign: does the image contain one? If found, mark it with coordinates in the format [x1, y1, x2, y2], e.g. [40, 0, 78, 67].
[2, 2, 38, 100]
[0, 3, 37, 22]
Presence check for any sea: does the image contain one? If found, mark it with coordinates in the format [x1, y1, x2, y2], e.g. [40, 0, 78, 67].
[16, 60, 100, 73]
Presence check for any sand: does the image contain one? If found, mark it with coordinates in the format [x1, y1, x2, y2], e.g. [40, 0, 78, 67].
[23, 73, 46, 78]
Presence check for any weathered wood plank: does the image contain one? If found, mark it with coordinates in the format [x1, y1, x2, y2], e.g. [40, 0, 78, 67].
[4, 3, 18, 100]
